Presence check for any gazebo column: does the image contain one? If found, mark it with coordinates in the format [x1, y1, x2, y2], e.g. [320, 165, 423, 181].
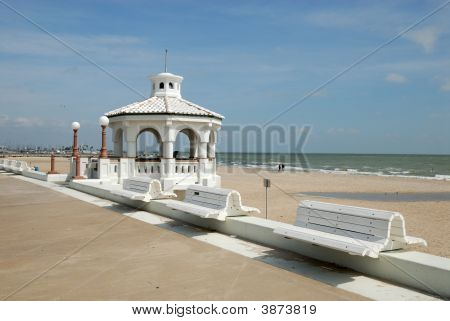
[207, 129, 217, 159]
[163, 140, 174, 159]
[198, 142, 208, 159]
[161, 140, 175, 177]
[197, 140, 209, 185]
[125, 127, 138, 158]
[208, 141, 219, 186]
[207, 142, 216, 158]
[112, 127, 123, 157]
[127, 141, 137, 158]
[158, 125, 177, 191]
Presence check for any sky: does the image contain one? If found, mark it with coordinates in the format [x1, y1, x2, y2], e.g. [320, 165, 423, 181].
[0, 0, 449, 154]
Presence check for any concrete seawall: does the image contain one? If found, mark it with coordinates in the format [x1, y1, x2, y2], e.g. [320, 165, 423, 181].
[69, 180, 450, 299]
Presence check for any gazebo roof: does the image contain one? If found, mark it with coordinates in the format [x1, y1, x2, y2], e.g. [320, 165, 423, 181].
[106, 70, 224, 120]
[105, 96, 224, 119]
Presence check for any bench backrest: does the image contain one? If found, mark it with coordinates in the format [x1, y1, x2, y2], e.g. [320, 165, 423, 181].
[123, 177, 153, 194]
[296, 201, 406, 242]
[1, 159, 27, 171]
[2, 159, 14, 170]
[15, 161, 28, 170]
[185, 185, 230, 210]
[184, 185, 240, 211]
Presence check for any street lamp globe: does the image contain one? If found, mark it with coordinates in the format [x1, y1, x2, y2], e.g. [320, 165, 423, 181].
[71, 122, 80, 130]
[98, 116, 109, 127]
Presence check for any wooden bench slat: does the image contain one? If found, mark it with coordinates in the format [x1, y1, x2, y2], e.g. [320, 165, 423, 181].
[274, 200, 427, 258]
[297, 215, 392, 238]
[189, 195, 226, 206]
[185, 190, 228, 202]
[164, 185, 260, 221]
[296, 221, 386, 243]
[302, 208, 397, 229]
[188, 185, 233, 196]
[186, 194, 227, 203]
[301, 200, 397, 220]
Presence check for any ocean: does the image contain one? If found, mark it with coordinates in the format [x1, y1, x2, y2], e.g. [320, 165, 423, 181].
[216, 153, 450, 179]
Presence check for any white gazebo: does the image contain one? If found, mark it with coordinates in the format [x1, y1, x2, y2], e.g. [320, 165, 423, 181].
[100, 71, 223, 190]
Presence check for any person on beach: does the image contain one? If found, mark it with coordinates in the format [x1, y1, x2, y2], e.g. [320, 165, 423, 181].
[278, 164, 281, 172]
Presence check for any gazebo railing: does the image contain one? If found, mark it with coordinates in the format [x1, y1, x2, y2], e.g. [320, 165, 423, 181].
[174, 160, 198, 176]
[136, 160, 161, 177]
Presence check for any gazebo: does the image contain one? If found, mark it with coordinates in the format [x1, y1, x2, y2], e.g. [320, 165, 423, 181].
[100, 71, 223, 190]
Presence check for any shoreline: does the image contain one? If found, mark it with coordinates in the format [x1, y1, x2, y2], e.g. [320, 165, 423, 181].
[4, 154, 450, 181]
[216, 163, 450, 182]
[4, 153, 450, 181]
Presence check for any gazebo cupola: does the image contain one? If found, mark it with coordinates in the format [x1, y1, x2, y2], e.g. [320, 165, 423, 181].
[150, 72, 183, 98]
[103, 68, 224, 191]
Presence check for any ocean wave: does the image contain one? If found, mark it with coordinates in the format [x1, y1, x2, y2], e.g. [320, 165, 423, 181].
[217, 162, 450, 181]
[388, 170, 411, 175]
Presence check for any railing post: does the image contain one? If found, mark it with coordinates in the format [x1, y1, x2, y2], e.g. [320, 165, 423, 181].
[73, 155, 84, 180]
[47, 153, 58, 174]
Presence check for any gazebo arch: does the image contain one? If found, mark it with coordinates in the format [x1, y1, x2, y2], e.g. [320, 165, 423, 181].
[207, 129, 217, 159]
[136, 128, 162, 159]
[174, 127, 199, 159]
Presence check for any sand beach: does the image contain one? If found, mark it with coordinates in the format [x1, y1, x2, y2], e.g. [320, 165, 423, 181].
[219, 166, 450, 258]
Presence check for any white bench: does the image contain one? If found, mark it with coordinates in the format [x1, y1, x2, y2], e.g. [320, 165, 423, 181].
[111, 177, 176, 202]
[273, 200, 427, 258]
[12, 160, 29, 174]
[161, 185, 260, 221]
[2, 159, 13, 171]
[1, 159, 27, 173]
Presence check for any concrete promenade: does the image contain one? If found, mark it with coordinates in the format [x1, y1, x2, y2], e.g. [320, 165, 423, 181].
[0, 173, 364, 300]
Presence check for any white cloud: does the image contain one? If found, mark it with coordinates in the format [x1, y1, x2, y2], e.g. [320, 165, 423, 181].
[405, 27, 440, 53]
[305, 10, 357, 28]
[0, 114, 9, 125]
[304, 5, 410, 35]
[13, 117, 45, 127]
[372, 59, 450, 72]
[0, 29, 152, 63]
[385, 73, 407, 84]
[440, 80, 450, 92]
[0, 114, 63, 128]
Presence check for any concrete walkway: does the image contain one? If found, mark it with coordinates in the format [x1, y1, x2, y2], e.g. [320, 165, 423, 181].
[0, 174, 365, 300]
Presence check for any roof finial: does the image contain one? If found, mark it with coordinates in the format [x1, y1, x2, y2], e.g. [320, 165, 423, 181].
[164, 49, 168, 72]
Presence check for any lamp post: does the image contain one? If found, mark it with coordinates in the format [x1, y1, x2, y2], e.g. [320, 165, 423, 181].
[71, 121, 83, 179]
[98, 116, 109, 159]
[71, 122, 80, 158]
